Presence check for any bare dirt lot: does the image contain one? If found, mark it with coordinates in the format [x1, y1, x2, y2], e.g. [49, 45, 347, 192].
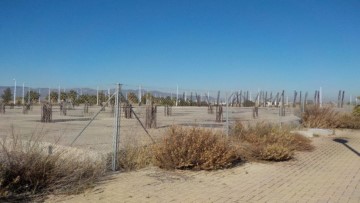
[0, 105, 300, 152]
[2, 105, 359, 202]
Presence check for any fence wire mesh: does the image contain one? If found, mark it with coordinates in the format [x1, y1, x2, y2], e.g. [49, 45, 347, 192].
[0, 83, 355, 160]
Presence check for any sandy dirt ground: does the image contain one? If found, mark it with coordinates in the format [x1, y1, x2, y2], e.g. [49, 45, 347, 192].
[1, 105, 358, 202]
[0, 105, 300, 153]
[45, 129, 360, 203]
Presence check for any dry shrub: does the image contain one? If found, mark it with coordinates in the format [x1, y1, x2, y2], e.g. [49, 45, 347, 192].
[301, 106, 340, 128]
[338, 105, 360, 129]
[291, 133, 315, 151]
[260, 143, 294, 161]
[337, 114, 360, 129]
[231, 122, 313, 161]
[353, 105, 360, 117]
[301, 105, 360, 129]
[0, 126, 105, 200]
[153, 126, 241, 170]
[108, 142, 153, 172]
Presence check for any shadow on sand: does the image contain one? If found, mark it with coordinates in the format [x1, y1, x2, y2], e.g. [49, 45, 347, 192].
[333, 138, 360, 157]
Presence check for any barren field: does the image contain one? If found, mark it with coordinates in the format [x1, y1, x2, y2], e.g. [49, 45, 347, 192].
[0, 105, 300, 153]
[1, 105, 360, 202]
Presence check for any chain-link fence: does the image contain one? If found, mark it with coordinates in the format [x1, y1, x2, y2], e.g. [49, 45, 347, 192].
[0, 83, 356, 170]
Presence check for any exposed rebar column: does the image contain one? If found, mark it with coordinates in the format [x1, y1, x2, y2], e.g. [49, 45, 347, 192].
[314, 91, 318, 107]
[0, 103, 5, 114]
[58, 85, 61, 103]
[341, 91, 345, 108]
[216, 105, 223, 122]
[164, 105, 172, 116]
[303, 92, 308, 113]
[145, 100, 157, 128]
[293, 91, 297, 108]
[280, 90, 285, 116]
[124, 104, 133, 118]
[22, 83, 25, 104]
[84, 102, 89, 114]
[208, 104, 214, 114]
[41, 103, 52, 123]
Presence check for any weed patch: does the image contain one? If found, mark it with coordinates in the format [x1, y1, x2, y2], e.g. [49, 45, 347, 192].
[231, 122, 313, 161]
[0, 126, 105, 201]
[153, 126, 241, 170]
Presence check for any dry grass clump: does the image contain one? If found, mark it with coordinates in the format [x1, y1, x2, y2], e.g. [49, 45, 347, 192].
[108, 143, 153, 172]
[260, 143, 294, 161]
[301, 105, 360, 129]
[0, 126, 105, 201]
[153, 126, 241, 170]
[335, 105, 360, 129]
[337, 114, 360, 129]
[231, 122, 313, 161]
[338, 105, 360, 129]
[301, 106, 340, 128]
[353, 105, 360, 117]
[291, 133, 314, 151]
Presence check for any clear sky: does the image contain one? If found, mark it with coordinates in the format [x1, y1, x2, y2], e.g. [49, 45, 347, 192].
[0, 0, 359, 97]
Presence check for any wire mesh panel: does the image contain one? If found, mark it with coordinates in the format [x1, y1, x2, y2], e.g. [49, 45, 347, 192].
[0, 83, 319, 165]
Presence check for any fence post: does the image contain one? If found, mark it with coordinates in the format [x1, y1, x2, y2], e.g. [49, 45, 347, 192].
[112, 83, 121, 171]
[226, 92, 229, 137]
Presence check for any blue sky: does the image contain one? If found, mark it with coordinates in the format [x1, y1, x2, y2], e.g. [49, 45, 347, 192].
[0, 0, 359, 97]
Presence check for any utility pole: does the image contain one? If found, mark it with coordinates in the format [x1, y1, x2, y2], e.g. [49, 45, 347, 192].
[48, 88, 51, 103]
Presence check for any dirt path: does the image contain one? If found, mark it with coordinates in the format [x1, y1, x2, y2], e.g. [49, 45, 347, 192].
[48, 129, 360, 203]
